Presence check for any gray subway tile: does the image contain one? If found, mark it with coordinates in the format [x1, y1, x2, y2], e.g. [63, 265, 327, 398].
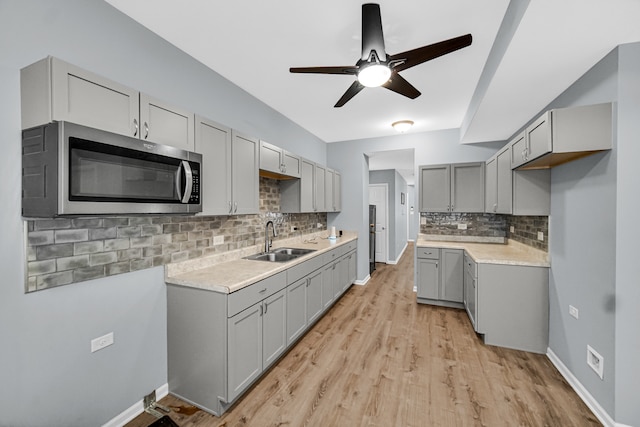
[106, 261, 131, 276]
[27, 259, 56, 276]
[143, 246, 163, 258]
[117, 248, 142, 262]
[152, 234, 172, 245]
[103, 218, 130, 228]
[170, 251, 189, 263]
[89, 227, 117, 240]
[163, 223, 180, 234]
[117, 226, 141, 238]
[73, 266, 105, 282]
[56, 255, 90, 271]
[72, 218, 104, 228]
[90, 252, 118, 266]
[28, 230, 54, 246]
[104, 238, 130, 251]
[131, 258, 153, 271]
[37, 271, 73, 289]
[130, 236, 153, 248]
[141, 224, 163, 236]
[171, 232, 188, 242]
[74, 241, 104, 255]
[34, 219, 71, 230]
[36, 244, 73, 260]
[54, 229, 89, 244]
[162, 242, 182, 254]
[152, 254, 172, 267]
[129, 216, 152, 225]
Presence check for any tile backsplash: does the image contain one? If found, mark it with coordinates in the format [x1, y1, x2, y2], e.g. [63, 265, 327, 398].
[507, 215, 548, 251]
[420, 212, 507, 238]
[25, 177, 326, 292]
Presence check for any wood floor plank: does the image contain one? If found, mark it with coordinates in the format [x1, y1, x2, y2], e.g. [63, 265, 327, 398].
[126, 243, 600, 427]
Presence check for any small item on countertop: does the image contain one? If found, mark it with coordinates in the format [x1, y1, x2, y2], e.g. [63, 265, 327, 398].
[329, 226, 337, 240]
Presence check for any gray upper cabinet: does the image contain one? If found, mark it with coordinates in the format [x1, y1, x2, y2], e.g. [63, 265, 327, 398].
[21, 57, 195, 151]
[486, 137, 550, 216]
[420, 162, 484, 213]
[325, 169, 342, 212]
[512, 102, 612, 170]
[231, 132, 260, 215]
[21, 57, 139, 136]
[139, 93, 195, 151]
[280, 158, 326, 213]
[259, 141, 301, 178]
[314, 164, 326, 212]
[195, 116, 233, 215]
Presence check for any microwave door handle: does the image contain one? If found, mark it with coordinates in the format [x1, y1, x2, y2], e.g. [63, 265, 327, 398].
[179, 160, 193, 203]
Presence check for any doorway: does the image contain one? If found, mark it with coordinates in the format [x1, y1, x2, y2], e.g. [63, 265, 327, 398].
[368, 184, 388, 263]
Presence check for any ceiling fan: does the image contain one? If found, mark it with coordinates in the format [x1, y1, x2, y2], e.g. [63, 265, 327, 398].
[289, 3, 472, 107]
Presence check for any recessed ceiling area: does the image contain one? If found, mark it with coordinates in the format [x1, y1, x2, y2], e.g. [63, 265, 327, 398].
[106, 0, 640, 144]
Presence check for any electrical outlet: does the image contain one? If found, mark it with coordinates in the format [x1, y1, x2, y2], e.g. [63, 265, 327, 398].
[510, 226, 515, 233]
[587, 345, 604, 379]
[569, 305, 579, 319]
[537, 231, 544, 241]
[317, 223, 322, 229]
[91, 332, 114, 353]
[420, 217, 426, 225]
[457, 223, 467, 230]
[213, 235, 224, 245]
[291, 226, 297, 232]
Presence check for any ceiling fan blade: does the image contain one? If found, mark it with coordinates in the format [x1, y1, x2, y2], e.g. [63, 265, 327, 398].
[290, 66, 359, 75]
[382, 72, 421, 99]
[389, 34, 472, 73]
[361, 3, 387, 61]
[334, 81, 365, 107]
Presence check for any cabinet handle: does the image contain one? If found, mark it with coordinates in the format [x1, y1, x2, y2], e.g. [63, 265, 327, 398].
[144, 122, 149, 139]
[264, 302, 268, 314]
[228, 201, 232, 214]
[259, 288, 267, 293]
[435, 262, 438, 268]
[260, 305, 264, 316]
[133, 118, 138, 137]
[493, 203, 497, 212]
[234, 202, 238, 213]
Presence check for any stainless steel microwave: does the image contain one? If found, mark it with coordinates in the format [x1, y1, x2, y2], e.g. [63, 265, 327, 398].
[22, 121, 202, 217]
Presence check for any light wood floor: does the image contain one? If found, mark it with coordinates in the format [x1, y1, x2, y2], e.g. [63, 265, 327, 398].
[127, 243, 600, 427]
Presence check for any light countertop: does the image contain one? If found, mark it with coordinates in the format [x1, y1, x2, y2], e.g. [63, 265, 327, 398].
[165, 231, 358, 294]
[416, 234, 549, 267]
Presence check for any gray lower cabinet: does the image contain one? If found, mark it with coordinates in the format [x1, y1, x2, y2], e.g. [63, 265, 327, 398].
[167, 241, 357, 416]
[416, 247, 463, 306]
[463, 253, 477, 329]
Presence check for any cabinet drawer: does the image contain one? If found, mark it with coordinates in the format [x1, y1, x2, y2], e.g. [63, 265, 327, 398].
[228, 271, 286, 317]
[287, 254, 324, 284]
[417, 247, 440, 260]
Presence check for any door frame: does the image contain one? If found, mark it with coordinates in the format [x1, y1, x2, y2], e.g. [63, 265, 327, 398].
[368, 183, 389, 264]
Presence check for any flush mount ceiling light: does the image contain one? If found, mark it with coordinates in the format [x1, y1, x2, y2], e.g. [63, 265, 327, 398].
[392, 120, 414, 133]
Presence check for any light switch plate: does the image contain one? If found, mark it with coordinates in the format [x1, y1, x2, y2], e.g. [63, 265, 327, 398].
[213, 235, 224, 245]
[537, 231, 544, 241]
[457, 223, 467, 230]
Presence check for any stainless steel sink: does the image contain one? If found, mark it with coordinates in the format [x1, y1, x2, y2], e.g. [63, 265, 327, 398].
[243, 247, 316, 263]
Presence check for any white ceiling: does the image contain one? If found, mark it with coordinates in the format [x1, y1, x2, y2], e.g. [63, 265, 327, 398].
[106, 0, 640, 146]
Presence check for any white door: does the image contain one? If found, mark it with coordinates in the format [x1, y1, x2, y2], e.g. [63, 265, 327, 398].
[369, 184, 388, 263]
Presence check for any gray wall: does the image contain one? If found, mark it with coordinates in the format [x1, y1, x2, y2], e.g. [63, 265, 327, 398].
[0, 0, 325, 425]
[368, 169, 408, 262]
[407, 185, 418, 241]
[328, 130, 502, 281]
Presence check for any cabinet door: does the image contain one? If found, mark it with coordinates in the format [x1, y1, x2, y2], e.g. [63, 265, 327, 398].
[195, 116, 232, 215]
[325, 169, 335, 212]
[510, 131, 528, 169]
[451, 163, 485, 213]
[306, 269, 323, 324]
[227, 303, 262, 402]
[496, 147, 513, 214]
[419, 165, 450, 212]
[262, 289, 287, 369]
[322, 263, 335, 309]
[286, 277, 307, 345]
[417, 258, 439, 299]
[332, 259, 343, 299]
[49, 57, 139, 137]
[315, 164, 326, 212]
[333, 172, 342, 211]
[300, 159, 315, 213]
[526, 112, 552, 161]
[485, 157, 497, 213]
[259, 141, 282, 174]
[139, 93, 195, 151]
[231, 132, 259, 214]
[346, 251, 357, 288]
[441, 249, 463, 302]
[282, 151, 301, 178]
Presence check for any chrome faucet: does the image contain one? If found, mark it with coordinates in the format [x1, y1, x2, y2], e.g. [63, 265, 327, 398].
[265, 220, 277, 253]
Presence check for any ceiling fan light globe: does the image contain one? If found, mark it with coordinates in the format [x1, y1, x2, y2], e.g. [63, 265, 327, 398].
[358, 64, 391, 87]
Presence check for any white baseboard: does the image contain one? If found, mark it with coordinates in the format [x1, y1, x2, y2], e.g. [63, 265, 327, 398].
[354, 274, 370, 286]
[387, 242, 408, 265]
[103, 383, 169, 427]
[546, 349, 618, 427]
